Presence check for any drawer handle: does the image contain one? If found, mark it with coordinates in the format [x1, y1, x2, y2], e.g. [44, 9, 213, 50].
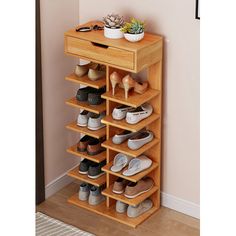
[91, 42, 109, 49]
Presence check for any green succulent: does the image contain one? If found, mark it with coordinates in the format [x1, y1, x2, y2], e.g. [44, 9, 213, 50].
[121, 18, 145, 34]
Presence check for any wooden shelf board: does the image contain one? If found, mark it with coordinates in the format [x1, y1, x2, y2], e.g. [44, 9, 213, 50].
[66, 121, 106, 139]
[102, 161, 159, 183]
[66, 97, 106, 114]
[102, 184, 158, 206]
[68, 194, 158, 228]
[65, 73, 106, 89]
[67, 145, 106, 163]
[101, 88, 160, 108]
[102, 113, 160, 132]
[67, 166, 106, 187]
[102, 138, 160, 158]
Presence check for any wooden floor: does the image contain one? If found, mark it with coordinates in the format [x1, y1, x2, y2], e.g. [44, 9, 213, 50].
[37, 182, 200, 236]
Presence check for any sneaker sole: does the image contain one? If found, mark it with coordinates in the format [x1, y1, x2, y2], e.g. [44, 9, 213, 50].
[79, 170, 88, 175]
[87, 125, 106, 131]
[87, 172, 105, 179]
[124, 184, 154, 199]
[112, 190, 124, 194]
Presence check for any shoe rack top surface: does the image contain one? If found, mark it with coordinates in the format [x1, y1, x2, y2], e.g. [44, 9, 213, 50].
[64, 21, 162, 52]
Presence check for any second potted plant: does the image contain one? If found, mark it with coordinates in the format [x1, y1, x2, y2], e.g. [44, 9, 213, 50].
[121, 18, 145, 42]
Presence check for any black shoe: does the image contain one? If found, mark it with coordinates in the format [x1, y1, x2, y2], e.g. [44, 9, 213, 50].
[76, 87, 96, 102]
[88, 86, 106, 105]
[87, 160, 106, 179]
[79, 159, 94, 174]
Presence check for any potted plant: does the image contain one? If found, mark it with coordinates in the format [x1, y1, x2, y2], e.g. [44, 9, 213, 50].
[103, 14, 124, 39]
[121, 18, 145, 42]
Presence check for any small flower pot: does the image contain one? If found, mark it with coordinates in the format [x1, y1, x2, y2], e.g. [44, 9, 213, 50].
[104, 26, 124, 39]
[124, 32, 144, 42]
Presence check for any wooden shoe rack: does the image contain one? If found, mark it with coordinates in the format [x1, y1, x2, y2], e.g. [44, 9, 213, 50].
[64, 21, 163, 228]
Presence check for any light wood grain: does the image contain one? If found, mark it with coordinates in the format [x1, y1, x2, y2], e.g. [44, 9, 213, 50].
[67, 166, 106, 187]
[102, 184, 159, 206]
[101, 138, 160, 158]
[66, 97, 106, 114]
[67, 144, 106, 163]
[68, 193, 158, 228]
[65, 73, 106, 89]
[101, 113, 160, 132]
[102, 161, 159, 183]
[66, 121, 106, 139]
[101, 88, 160, 108]
[65, 36, 134, 70]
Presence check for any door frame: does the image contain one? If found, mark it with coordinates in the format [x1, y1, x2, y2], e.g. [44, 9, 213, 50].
[36, 0, 45, 205]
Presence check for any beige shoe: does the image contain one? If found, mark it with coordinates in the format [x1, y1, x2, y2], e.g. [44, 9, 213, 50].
[112, 178, 129, 194]
[88, 65, 106, 81]
[124, 177, 154, 198]
[75, 62, 97, 77]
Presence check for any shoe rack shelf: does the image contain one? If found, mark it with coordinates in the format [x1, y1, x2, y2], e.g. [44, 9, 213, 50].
[66, 121, 106, 139]
[102, 161, 159, 183]
[64, 21, 163, 228]
[101, 113, 160, 132]
[65, 73, 106, 89]
[68, 193, 158, 228]
[68, 166, 106, 187]
[66, 97, 106, 114]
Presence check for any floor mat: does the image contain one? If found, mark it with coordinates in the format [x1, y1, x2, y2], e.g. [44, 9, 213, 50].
[36, 212, 95, 236]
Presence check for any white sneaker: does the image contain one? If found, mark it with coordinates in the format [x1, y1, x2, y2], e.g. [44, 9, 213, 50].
[87, 112, 106, 130]
[77, 110, 93, 127]
[112, 105, 135, 120]
[126, 103, 153, 124]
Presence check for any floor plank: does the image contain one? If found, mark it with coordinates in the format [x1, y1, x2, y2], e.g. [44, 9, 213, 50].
[37, 182, 200, 236]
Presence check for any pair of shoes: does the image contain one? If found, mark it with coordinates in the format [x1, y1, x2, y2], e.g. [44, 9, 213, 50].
[79, 159, 106, 179]
[77, 111, 106, 130]
[113, 177, 154, 198]
[115, 199, 153, 217]
[112, 130, 138, 144]
[112, 129, 154, 149]
[77, 135, 105, 155]
[112, 103, 153, 124]
[78, 182, 105, 205]
[75, 63, 106, 81]
[110, 72, 148, 99]
[110, 154, 152, 176]
[76, 86, 106, 105]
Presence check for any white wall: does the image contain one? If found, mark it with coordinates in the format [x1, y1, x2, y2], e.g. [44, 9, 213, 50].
[40, 0, 80, 187]
[78, 0, 200, 205]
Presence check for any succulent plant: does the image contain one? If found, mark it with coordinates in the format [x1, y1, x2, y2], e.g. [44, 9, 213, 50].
[103, 13, 124, 29]
[121, 18, 145, 34]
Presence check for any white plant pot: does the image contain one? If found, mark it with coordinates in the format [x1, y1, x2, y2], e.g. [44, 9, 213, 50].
[104, 26, 124, 39]
[124, 32, 145, 42]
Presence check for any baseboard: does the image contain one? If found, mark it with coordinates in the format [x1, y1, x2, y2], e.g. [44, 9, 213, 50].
[45, 165, 77, 199]
[45, 169, 200, 219]
[161, 192, 200, 219]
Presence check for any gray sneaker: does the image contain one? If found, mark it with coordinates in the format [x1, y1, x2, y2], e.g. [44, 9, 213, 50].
[116, 200, 128, 213]
[88, 186, 105, 205]
[78, 182, 91, 201]
[127, 199, 153, 218]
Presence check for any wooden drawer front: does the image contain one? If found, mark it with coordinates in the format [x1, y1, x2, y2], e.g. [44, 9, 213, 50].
[65, 37, 134, 70]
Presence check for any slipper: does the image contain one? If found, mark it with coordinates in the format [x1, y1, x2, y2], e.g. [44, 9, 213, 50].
[110, 153, 133, 172]
[122, 155, 152, 176]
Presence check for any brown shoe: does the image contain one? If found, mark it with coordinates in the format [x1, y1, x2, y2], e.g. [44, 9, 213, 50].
[112, 178, 129, 194]
[87, 137, 105, 156]
[124, 177, 154, 199]
[77, 135, 94, 152]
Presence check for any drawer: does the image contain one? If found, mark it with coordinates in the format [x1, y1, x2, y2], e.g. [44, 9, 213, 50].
[65, 36, 134, 70]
